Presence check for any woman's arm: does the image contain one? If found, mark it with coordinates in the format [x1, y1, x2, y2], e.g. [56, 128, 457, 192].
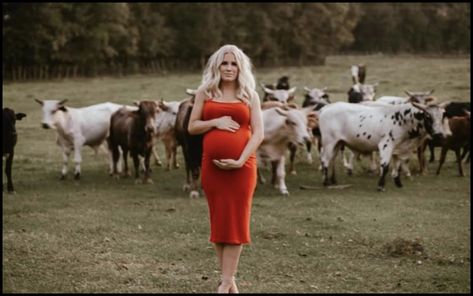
[188, 89, 240, 135]
[213, 90, 264, 170]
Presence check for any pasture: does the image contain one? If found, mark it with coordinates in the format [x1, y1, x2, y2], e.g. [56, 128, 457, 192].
[2, 54, 470, 293]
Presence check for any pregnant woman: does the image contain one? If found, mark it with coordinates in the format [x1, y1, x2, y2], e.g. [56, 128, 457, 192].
[188, 44, 264, 293]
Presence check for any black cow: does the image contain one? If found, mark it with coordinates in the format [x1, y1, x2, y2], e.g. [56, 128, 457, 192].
[3, 108, 26, 193]
[175, 90, 203, 198]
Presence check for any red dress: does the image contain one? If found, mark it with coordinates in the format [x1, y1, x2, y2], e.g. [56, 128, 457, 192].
[201, 99, 257, 244]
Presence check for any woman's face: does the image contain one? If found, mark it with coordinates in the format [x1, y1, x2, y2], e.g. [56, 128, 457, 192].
[219, 53, 239, 82]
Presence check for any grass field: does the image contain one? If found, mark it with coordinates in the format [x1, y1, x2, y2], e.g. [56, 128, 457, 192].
[2, 54, 470, 293]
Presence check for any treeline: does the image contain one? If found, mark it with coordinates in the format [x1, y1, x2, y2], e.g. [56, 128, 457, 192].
[2, 3, 470, 81]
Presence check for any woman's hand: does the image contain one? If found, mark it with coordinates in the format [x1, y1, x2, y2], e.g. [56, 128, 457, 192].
[213, 159, 244, 170]
[214, 116, 240, 132]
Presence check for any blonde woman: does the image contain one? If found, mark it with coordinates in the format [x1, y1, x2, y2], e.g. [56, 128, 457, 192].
[188, 44, 264, 293]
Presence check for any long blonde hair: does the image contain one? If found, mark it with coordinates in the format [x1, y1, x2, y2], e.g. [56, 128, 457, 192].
[199, 44, 256, 104]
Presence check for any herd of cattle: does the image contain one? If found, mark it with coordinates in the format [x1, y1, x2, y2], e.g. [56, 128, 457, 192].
[3, 65, 470, 195]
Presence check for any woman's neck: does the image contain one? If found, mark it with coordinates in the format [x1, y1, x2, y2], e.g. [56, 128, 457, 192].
[220, 81, 238, 100]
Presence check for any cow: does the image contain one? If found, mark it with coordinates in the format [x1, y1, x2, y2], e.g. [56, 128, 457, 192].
[319, 101, 448, 191]
[422, 101, 471, 165]
[260, 75, 296, 104]
[3, 108, 26, 193]
[175, 89, 203, 198]
[257, 107, 312, 195]
[347, 65, 378, 103]
[301, 86, 331, 164]
[152, 100, 182, 170]
[34, 99, 128, 180]
[376, 90, 436, 105]
[261, 75, 291, 101]
[108, 101, 159, 184]
[436, 111, 470, 176]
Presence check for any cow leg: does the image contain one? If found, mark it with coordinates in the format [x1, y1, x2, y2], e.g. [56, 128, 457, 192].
[417, 143, 427, 175]
[428, 140, 435, 163]
[143, 150, 153, 184]
[152, 144, 163, 167]
[343, 149, 355, 176]
[110, 142, 120, 177]
[377, 142, 394, 192]
[436, 147, 448, 175]
[369, 152, 378, 175]
[288, 142, 297, 175]
[305, 138, 313, 164]
[164, 141, 172, 171]
[61, 146, 72, 180]
[171, 142, 179, 169]
[5, 152, 15, 193]
[391, 155, 403, 188]
[270, 160, 279, 186]
[190, 166, 200, 198]
[320, 141, 338, 186]
[73, 138, 85, 180]
[122, 149, 130, 177]
[455, 148, 464, 177]
[132, 152, 141, 182]
[276, 156, 289, 196]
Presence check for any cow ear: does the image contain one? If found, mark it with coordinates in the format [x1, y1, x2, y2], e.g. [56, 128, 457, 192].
[16, 113, 27, 120]
[424, 96, 436, 105]
[34, 98, 43, 106]
[133, 101, 140, 106]
[275, 107, 288, 117]
[58, 99, 68, 106]
[58, 106, 67, 112]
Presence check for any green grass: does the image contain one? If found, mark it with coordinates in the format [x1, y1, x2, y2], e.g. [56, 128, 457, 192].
[3, 54, 470, 293]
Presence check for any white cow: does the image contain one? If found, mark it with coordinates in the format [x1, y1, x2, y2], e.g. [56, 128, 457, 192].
[152, 100, 182, 170]
[257, 107, 312, 195]
[319, 101, 448, 191]
[260, 83, 297, 104]
[377, 90, 436, 105]
[35, 99, 129, 179]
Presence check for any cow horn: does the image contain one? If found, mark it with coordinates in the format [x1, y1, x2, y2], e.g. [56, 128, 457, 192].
[288, 87, 297, 95]
[34, 98, 44, 106]
[133, 101, 140, 106]
[263, 87, 275, 94]
[186, 88, 197, 96]
[427, 89, 435, 95]
[275, 107, 288, 117]
[438, 101, 450, 109]
[304, 86, 312, 93]
[405, 90, 413, 97]
[58, 99, 68, 105]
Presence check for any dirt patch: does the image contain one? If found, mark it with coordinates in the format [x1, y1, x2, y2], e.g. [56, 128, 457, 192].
[383, 237, 425, 257]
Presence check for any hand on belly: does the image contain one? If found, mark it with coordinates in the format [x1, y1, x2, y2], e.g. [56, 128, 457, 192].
[213, 159, 243, 170]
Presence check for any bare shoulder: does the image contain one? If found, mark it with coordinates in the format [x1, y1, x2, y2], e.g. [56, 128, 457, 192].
[194, 87, 207, 103]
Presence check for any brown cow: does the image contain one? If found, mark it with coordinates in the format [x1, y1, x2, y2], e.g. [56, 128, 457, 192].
[436, 111, 470, 176]
[108, 101, 159, 184]
[3, 108, 26, 193]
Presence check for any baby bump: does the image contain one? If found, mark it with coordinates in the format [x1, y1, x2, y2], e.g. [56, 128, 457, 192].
[203, 128, 250, 160]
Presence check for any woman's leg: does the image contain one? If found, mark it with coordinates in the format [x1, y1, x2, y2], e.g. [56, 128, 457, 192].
[213, 243, 224, 270]
[218, 244, 243, 293]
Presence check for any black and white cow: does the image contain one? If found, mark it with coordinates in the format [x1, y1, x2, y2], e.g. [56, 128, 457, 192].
[347, 65, 378, 103]
[319, 101, 448, 191]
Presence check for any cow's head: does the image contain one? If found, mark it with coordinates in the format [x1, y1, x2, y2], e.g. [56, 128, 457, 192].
[412, 101, 450, 143]
[156, 100, 181, 132]
[263, 87, 297, 103]
[303, 86, 330, 108]
[134, 100, 159, 134]
[34, 99, 68, 129]
[405, 89, 435, 104]
[275, 107, 311, 146]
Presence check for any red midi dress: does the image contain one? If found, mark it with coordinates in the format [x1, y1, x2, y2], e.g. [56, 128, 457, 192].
[201, 99, 257, 244]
